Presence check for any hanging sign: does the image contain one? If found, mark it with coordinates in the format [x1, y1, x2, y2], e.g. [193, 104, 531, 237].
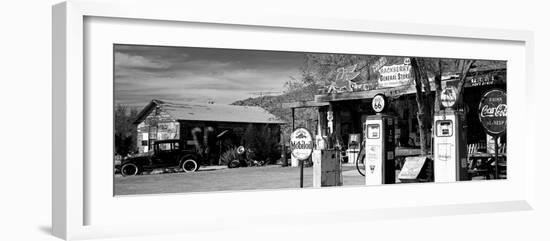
[378, 64, 412, 88]
[325, 65, 362, 94]
[372, 94, 387, 113]
[290, 128, 314, 161]
[441, 86, 458, 108]
[371, 57, 388, 72]
[478, 89, 507, 136]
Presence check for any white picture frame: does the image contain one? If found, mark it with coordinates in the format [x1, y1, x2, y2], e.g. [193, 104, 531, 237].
[52, 0, 535, 240]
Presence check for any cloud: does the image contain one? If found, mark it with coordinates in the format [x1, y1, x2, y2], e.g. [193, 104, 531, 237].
[114, 52, 172, 70]
[114, 45, 303, 107]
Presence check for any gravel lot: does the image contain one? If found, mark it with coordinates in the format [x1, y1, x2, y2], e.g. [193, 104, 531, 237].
[114, 165, 365, 195]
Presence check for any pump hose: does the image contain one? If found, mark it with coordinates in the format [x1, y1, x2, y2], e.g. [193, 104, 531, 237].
[355, 143, 366, 177]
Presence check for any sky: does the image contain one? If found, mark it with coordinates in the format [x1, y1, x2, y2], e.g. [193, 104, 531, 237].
[114, 44, 305, 108]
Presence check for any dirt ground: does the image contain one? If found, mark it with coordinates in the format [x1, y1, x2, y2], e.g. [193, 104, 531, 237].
[114, 165, 365, 195]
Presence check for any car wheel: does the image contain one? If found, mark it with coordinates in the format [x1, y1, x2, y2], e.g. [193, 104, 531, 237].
[180, 157, 199, 173]
[120, 163, 139, 176]
[228, 159, 240, 168]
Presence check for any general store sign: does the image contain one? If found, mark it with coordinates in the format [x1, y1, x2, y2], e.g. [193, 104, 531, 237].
[290, 128, 314, 161]
[321, 60, 414, 95]
[478, 89, 507, 136]
[378, 64, 412, 88]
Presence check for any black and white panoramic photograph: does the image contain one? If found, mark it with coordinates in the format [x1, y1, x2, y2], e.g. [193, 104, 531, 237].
[113, 44, 507, 195]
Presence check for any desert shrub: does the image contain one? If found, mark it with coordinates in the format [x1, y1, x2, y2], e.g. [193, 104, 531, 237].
[243, 124, 280, 164]
[220, 147, 240, 165]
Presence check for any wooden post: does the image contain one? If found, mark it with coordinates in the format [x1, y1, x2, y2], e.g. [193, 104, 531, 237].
[300, 160, 304, 188]
[318, 107, 328, 137]
[494, 136, 499, 179]
[292, 108, 295, 130]
[312, 150, 343, 187]
[281, 131, 287, 166]
[329, 103, 341, 149]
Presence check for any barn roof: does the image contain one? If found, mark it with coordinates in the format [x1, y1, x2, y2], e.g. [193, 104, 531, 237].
[134, 99, 285, 125]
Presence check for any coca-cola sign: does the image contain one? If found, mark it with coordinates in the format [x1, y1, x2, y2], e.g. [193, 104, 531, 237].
[478, 89, 507, 136]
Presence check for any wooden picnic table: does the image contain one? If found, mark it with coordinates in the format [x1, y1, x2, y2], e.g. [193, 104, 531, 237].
[468, 151, 507, 179]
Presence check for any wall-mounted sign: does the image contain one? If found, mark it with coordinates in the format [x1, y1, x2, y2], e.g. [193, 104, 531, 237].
[335, 64, 361, 82]
[466, 72, 506, 87]
[290, 128, 314, 161]
[478, 89, 507, 136]
[325, 65, 362, 94]
[371, 57, 388, 72]
[372, 94, 387, 113]
[378, 64, 412, 88]
[441, 86, 458, 108]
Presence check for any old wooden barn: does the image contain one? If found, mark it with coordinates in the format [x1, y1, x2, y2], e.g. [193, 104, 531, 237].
[133, 99, 285, 165]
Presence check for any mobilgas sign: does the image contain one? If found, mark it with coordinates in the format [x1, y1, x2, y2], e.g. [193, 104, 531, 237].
[478, 89, 507, 136]
[290, 128, 314, 161]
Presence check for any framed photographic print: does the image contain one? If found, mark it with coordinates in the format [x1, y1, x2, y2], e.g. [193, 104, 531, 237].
[53, 0, 535, 240]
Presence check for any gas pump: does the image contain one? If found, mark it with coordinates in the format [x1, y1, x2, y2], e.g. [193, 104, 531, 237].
[364, 94, 396, 185]
[433, 87, 468, 182]
[346, 134, 360, 164]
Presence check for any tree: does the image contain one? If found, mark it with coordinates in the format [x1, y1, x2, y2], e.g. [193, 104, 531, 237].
[409, 58, 476, 155]
[409, 58, 433, 155]
[243, 124, 280, 163]
[114, 104, 139, 155]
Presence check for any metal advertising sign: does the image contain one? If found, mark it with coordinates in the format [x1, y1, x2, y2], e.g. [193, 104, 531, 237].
[325, 64, 363, 94]
[372, 94, 387, 113]
[320, 59, 416, 94]
[371, 57, 387, 72]
[440, 86, 458, 108]
[290, 128, 314, 161]
[478, 89, 507, 136]
[441, 86, 458, 108]
[398, 156, 428, 180]
[378, 64, 412, 88]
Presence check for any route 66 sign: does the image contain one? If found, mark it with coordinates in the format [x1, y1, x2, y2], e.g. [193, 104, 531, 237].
[372, 94, 387, 113]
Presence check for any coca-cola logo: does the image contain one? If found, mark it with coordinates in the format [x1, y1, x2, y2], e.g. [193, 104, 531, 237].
[480, 104, 507, 118]
[478, 89, 507, 136]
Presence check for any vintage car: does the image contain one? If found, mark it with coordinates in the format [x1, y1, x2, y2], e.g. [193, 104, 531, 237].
[119, 139, 200, 176]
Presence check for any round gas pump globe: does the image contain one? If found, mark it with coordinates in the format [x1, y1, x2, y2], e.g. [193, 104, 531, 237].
[290, 128, 314, 161]
[372, 94, 386, 113]
[441, 86, 458, 108]
[327, 111, 334, 121]
[478, 89, 507, 136]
